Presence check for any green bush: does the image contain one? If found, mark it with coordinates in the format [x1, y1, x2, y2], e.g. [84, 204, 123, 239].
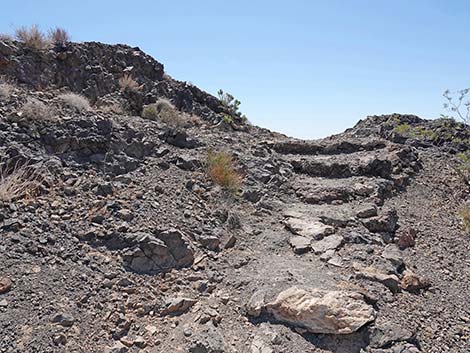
[217, 89, 247, 122]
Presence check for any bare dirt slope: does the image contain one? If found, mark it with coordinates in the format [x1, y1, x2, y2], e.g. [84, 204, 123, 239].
[0, 39, 469, 353]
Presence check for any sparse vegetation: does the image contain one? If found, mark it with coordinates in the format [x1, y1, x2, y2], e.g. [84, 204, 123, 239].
[459, 207, 470, 233]
[2, 25, 70, 48]
[217, 89, 247, 121]
[443, 88, 470, 126]
[394, 123, 411, 135]
[119, 74, 140, 92]
[223, 115, 233, 124]
[455, 152, 470, 185]
[0, 82, 15, 100]
[58, 92, 90, 112]
[21, 98, 54, 120]
[0, 33, 13, 41]
[99, 102, 125, 114]
[207, 151, 242, 192]
[48, 27, 70, 46]
[394, 123, 439, 141]
[14, 25, 49, 50]
[0, 160, 45, 202]
[142, 99, 184, 127]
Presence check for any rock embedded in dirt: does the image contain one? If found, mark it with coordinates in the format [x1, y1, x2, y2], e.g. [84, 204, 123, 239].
[161, 297, 197, 316]
[396, 228, 417, 250]
[123, 229, 194, 273]
[353, 263, 400, 293]
[284, 217, 334, 239]
[288, 236, 311, 254]
[189, 322, 226, 353]
[51, 312, 75, 327]
[356, 204, 378, 218]
[400, 270, 430, 292]
[0, 277, 12, 294]
[265, 286, 376, 334]
[361, 208, 398, 234]
[251, 335, 274, 353]
[381, 244, 404, 270]
[246, 290, 268, 318]
[369, 322, 414, 348]
[311, 234, 344, 254]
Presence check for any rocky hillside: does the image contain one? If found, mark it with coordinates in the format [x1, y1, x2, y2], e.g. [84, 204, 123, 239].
[0, 39, 469, 353]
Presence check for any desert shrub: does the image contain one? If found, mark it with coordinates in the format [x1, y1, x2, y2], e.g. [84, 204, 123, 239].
[443, 88, 470, 125]
[223, 115, 233, 124]
[48, 27, 70, 46]
[207, 151, 242, 192]
[217, 89, 247, 121]
[21, 98, 54, 120]
[459, 207, 470, 233]
[58, 92, 90, 112]
[394, 123, 411, 135]
[15, 25, 49, 50]
[0, 33, 13, 41]
[0, 83, 15, 100]
[0, 160, 45, 202]
[142, 99, 184, 127]
[119, 74, 140, 92]
[455, 152, 470, 185]
[99, 103, 125, 114]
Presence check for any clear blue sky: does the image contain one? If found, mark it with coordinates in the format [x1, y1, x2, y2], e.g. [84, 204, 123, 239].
[1, 1, 468, 138]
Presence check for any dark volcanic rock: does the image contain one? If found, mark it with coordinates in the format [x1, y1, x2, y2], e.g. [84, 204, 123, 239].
[123, 229, 194, 273]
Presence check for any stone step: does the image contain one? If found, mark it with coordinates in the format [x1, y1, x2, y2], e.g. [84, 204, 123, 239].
[287, 150, 394, 178]
[292, 175, 394, 204]
[269, 138, 387, 156]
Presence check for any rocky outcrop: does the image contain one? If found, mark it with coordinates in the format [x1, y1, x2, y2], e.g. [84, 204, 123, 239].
[349, 113, 470, 152]
[264, 287, 375, 334]
[0, 40, 239, 123]
[122, 229, 194, 273]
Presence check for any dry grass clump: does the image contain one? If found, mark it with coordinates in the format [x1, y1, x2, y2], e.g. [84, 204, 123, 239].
[0, 33, 13, 41]
[119, 74, 140, 92]
[99, 102, 125, 114]
[21, 98, 54, 120]
[14, 25, 49, 50]
[0, 82, 15, 100]
[58, 92, 90, 112]
[459, 207, 470, 233]
[0, 161, 45, 202]
[207, 151, 242, 192]
[48, 27, 70, 46]
[7, 25, 70, 49]
[142, 99, 184, 127]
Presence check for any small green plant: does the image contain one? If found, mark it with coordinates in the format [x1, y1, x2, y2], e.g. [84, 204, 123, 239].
[142, 99, 184, 127]
[207, 151, 242, 192]
[223, 115, 233, 124]
[394, 123, 439, 141]
[217, 89, 247, 121]
[394, 123, 411, 135]
[413, 127, 438, 140]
